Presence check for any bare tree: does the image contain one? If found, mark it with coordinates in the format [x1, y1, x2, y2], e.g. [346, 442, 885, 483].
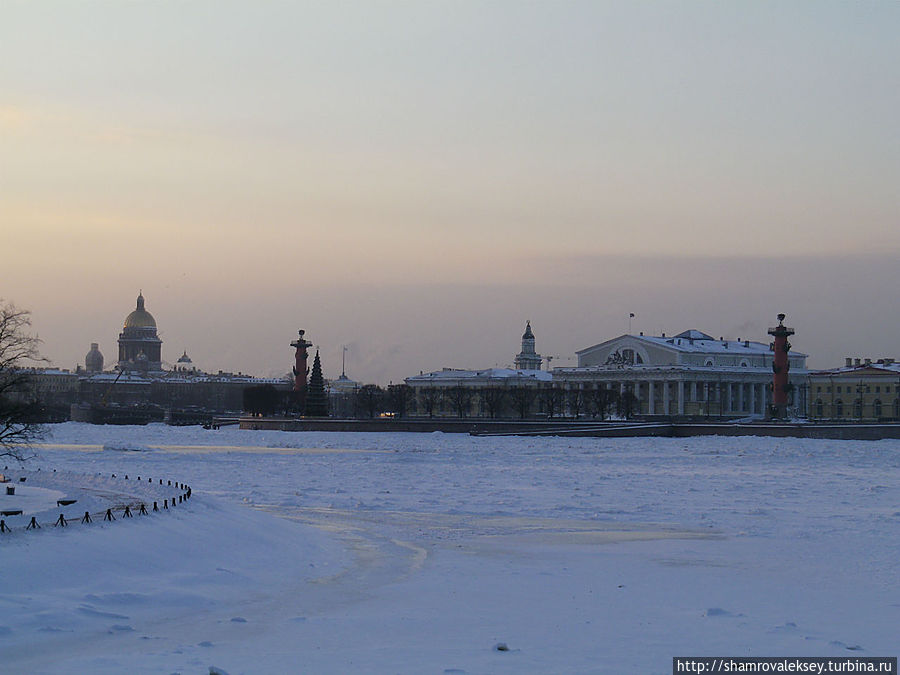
[538, 384, 565, 419]
[0, 302, 46, 460]
[386, 384, 411, 418]
[508, 385, 536, 419]
[587, 385, 617, 420]
[447, 384, 472, 418]
[479, 386, 507, 419]
[566, 386, 584, 418]
[618, 389, 639, 420]
[354, 384, 384, 419]
[419, 387, 441, 418]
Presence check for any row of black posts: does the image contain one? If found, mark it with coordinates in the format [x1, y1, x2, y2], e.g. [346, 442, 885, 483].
[0, 472, 192, 534]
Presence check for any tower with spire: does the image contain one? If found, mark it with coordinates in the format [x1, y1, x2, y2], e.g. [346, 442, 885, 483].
[514, 321, 542, 371]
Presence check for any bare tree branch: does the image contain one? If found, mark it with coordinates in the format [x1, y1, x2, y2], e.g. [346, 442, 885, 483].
[0, 301, 47, 461]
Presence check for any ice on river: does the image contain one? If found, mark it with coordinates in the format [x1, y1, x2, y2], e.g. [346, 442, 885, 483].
[1, 423, 898, 674]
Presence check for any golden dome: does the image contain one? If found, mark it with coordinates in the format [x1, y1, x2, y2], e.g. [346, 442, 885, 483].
[123, 293, 157, 329]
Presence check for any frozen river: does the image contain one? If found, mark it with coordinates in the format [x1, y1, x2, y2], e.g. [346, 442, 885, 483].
[1, 423, 898, 673]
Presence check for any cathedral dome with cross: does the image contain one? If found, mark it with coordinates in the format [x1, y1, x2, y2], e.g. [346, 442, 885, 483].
[118, 291, 163, 371]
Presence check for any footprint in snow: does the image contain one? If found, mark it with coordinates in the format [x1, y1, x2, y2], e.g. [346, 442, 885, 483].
[229, 617, 247, 623]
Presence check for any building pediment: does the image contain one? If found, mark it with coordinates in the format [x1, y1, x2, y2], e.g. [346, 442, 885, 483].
[576, 335, 678, 368]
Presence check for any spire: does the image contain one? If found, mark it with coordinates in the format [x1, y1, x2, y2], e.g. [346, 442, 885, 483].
[522, 320, 534, 340]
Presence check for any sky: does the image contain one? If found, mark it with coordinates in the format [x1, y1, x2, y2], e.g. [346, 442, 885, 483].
[2, 1, 899, 383]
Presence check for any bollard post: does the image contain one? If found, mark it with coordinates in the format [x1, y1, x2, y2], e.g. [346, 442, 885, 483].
[123, 505, 132, 518]
[167, 480, 171, 486]
[125, 475, 128, 480]
[139, 503, 148, 515]
[82, 511, 92, 523]
[55, 513, 67, 527]
[153, 501, 158, 512]
[27, 516, 40, 530]
[159, 479, 162, 485]
[164, 499, 168, 509]
[0, 519, 8, 533]
[104, 509, 115, 521]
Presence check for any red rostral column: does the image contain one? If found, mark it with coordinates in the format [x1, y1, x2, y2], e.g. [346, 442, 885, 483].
[768, 313, 795, 419]
[290, 329, 313, 394]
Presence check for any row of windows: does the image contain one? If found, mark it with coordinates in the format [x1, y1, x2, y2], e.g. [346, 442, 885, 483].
[816, 385, 893, 394]
[813, 398, 900, 418]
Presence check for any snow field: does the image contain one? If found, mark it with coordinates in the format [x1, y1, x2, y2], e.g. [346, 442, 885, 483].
[0, 423, 898, 673]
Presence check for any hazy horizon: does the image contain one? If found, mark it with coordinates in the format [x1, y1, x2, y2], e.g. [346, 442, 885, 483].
[4, 2, 898, 384]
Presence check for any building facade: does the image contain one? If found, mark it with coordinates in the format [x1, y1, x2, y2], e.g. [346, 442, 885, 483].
[552, 328, 809, 419]
[809, 358, 900, 421]
[405, 321, 551, 417]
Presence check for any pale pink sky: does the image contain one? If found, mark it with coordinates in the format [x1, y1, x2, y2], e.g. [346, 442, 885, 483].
[3, 2, 898, 383]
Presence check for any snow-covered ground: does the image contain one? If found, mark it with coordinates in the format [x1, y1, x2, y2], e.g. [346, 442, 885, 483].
[1, 423, 898, 674]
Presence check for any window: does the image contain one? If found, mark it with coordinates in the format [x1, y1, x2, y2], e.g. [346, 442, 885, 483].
[854, 399, 862, 418]
[816, 385, 822, 392]
[876, 386, 881, 393]
[895, 399, 900, 419]
[836, 386, 842, 393]
[874, 399, 883, 418]
[705, 360, 714, 367]
[815, 399, 823, 417]
[835, 400, 844, 417]
[826, 386, 831, 393]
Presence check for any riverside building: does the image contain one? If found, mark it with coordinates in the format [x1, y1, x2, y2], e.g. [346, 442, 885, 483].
[552, 328, 809, 419]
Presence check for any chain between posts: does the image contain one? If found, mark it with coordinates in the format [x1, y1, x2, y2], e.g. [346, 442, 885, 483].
[0, 470, 192, 535]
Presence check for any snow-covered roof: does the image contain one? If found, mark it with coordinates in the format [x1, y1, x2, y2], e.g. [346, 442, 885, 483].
[577, 330, 808, 358]
[812, 362, 900, 376]
[406, 367, 552, 383]
[554, 363, 809, 375]
[79, 371, 286, 385]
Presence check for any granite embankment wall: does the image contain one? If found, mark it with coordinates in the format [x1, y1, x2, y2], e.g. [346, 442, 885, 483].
[239, 417, 900, 441]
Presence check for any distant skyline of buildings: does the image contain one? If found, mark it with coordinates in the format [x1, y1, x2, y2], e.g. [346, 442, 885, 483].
[36, 291, 898, 392]
[17, 290, 900, 422]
